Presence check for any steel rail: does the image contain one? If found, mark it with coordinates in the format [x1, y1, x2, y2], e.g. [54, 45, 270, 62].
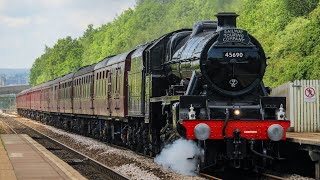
[7, 114, 291, 180]
[261, 173, 288, 180]
[3, 116, 130, 180]
[0, 116, 17, 134]
[200, 173, 223, 180]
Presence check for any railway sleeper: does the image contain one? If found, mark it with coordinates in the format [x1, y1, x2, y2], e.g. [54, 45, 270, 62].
[18, 111, 157, 158]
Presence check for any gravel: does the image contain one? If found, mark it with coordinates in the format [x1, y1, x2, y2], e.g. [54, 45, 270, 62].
[0, 113, 16, 133]
[14, 116, 205, 180]
[4, 113, 315, 180]
[288, 174, 314, 180]
[0, 121, 8, 133]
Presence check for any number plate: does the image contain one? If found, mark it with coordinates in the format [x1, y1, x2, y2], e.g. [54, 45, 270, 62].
[224, 52, 245, 58]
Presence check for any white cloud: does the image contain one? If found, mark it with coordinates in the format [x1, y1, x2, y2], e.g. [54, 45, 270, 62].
[34, 0, 73, 7]
[0, 0, 136, 68]
[0, 15, 31, 27]
[0, 0, 5, 11]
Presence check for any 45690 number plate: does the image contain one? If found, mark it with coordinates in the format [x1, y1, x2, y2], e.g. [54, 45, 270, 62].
[224, 52, 245, 58]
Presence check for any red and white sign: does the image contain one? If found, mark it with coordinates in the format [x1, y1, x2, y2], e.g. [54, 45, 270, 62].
[304, 86, 317, 102]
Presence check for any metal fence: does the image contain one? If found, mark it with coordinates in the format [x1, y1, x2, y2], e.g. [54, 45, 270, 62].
[0, 94, 16, 112]
[271, 80, 320, 132]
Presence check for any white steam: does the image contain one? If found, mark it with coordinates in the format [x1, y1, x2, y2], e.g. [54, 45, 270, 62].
[154, 138, 201, 176]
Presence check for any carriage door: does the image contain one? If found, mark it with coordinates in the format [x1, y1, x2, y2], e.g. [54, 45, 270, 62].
[56, 84, 60, 112]
[107, 70, 112, 115]
[115, 65, 121, 117]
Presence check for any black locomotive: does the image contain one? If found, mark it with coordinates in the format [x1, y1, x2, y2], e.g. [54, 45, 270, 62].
[17, 12, 290, 172]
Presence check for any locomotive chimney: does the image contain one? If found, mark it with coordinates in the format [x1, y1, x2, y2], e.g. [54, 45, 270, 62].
[215, 12, 239, 31]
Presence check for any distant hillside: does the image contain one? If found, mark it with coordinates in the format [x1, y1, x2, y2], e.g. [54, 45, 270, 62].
[0, 69, 30, 86]
[30, 0, 320, 87]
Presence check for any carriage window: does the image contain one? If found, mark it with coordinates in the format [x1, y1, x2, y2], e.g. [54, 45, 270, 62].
[100, 78, 103, 97]
[99, 79, 101, 97]
[87, 80, 89, 97]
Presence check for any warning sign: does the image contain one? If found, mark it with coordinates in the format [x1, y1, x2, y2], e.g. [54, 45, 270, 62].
[304, 86, 317, 102]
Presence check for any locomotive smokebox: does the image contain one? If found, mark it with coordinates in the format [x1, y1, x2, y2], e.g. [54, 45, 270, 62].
[215, 12, 239, 31]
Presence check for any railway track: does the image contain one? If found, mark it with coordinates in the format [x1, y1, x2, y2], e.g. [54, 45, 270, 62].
[199, 171, 288, 180]
[1, 114, 291, 180]
[0, 115, 130, 180]
[261, 173, 288, 180]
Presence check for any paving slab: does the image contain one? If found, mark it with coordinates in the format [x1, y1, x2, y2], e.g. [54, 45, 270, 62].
[287, 132, 320, 146]
[0, 134, 86, 180]
[0, 136, 16, 180]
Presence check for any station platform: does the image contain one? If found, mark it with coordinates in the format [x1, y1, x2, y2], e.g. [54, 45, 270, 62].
[287, 132, 320, 146]
[0, 134, 85, 180]
[286, 132, 320, 180]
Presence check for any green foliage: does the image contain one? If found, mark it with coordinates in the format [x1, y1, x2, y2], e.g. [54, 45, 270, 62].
[30, 36, 83, 85]
[30, 0, 320, 88]
[30, 0, 239, 85]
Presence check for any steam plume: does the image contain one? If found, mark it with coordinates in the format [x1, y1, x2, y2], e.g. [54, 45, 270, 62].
[154, 138, 201, 176]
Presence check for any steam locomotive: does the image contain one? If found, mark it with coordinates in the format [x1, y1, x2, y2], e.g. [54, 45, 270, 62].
[17, 12, 290, 172]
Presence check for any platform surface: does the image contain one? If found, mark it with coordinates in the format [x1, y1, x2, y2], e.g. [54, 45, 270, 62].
[287, 132, 320, 146]
[0, 134, 86, 180]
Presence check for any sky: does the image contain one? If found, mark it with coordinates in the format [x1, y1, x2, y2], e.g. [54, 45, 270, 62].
[0, 0, 136, 69]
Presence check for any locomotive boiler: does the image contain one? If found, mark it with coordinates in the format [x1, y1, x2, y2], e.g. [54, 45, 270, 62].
[16, 12, 290, 173]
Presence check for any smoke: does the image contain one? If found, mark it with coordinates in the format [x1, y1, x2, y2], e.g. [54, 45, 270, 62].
[154, 138, 202, 176]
